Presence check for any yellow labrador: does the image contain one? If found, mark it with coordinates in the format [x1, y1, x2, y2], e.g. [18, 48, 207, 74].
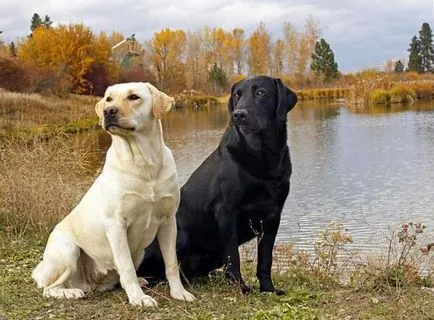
[32, 82, 195, 307]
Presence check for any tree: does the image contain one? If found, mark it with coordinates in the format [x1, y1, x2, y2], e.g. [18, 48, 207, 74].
[247, 22, 271, 75]
[384, 59, 394, 73]
[230, 28, 246, 75]
[407, 35, 423, 73]
[19, 23, 112, 93]
[271, 39, 285, 77]
[394, 60, 404, 73]
[43, 15, 53, 28]
[30, 13, 53, 37]
[311, 38, 339, 83]
[208, 63, 228, 95]
[297, 16, 321, 76]
[9, 42, 16, 57]
[418, 22, 434, 72]
[283, 22, 300, 77]
[147, 28, 186, 91]
[30, 13, 43, 32]
[184, 29, 210, 91]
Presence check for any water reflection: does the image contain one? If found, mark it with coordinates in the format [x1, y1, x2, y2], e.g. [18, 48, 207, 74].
[72, 101, 434, 253]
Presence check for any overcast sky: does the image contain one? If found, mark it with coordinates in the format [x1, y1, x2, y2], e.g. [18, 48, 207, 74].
[0, 0, 432, 72]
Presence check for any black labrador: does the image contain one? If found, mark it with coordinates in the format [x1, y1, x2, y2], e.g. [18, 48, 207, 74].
[138, 75, 298, 294]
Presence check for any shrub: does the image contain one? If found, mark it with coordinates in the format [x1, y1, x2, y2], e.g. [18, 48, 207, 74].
[370, 89, 390, 104]
[389, 86, 416, 104]
[411, 83, 434, 100]
[0, 57, 29, 92]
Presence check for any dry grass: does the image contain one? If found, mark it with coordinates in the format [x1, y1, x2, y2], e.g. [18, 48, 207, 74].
[0, 136, 95, 240]
[0, 89, 99, 139]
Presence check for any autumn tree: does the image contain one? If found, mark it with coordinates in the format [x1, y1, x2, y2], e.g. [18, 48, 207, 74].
[311, 38, 339, 83]
[147, 28, 186, 92]
[271, 39, 285, 77]
[184, 30, 208, 91]
[384, 60, 394, 73]
[247, 22, 271, 75]
[283, 22, 300, 77]
[297, 16, 321, 76]
[229, 28, 246, 76]
[19, 23, 111, 93]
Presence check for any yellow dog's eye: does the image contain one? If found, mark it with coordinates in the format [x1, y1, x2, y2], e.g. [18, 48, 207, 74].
[128, 94, 140, 100]
[106, 96, 112, 102]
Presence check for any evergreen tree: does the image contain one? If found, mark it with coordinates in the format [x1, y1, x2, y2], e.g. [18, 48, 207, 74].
[30, 13, 43, 32]
[311, 38, 339, 83]
[407, 35, 423, 72]
[394, 60, 404, 73]
[418, 22, 434, 72]
[43, 15, 53, 28]
[9, 42, 16, 57]
[208, 63, 228, 95]
[30, 13, 53, 32]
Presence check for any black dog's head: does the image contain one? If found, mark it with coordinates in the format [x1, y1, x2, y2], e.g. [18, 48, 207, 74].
[228, 76, 297, 133]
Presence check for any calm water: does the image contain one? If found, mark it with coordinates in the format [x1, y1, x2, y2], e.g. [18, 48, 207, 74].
[73, 102, 434, 253]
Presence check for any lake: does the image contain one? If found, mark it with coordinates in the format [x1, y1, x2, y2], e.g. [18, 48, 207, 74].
[73, 102, 434, 254]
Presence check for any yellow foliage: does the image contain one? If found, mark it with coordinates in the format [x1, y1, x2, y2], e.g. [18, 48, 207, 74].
[247, 22, 271, 75]
[149, 28, 186, 91]
[18, 24, 111, 93]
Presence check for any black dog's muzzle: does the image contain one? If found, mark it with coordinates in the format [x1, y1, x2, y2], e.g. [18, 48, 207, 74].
[232, 109, 249, 126]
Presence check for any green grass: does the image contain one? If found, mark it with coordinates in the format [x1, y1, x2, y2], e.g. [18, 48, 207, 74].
[0, 236, 322, 320]
[1, 235, 433, 320]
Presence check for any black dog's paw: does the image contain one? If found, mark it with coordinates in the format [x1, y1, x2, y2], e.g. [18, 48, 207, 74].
[274, 288, 285, 296]
[260, 286, 285, 295]
[241, 284, 253, 295]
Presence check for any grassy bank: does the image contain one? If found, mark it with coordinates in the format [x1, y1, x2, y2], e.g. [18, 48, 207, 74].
[295, 81, 434, 106]
[1, 223, 433, 319]
[1, 138, 433, 319]
[0, 89, 99, 141]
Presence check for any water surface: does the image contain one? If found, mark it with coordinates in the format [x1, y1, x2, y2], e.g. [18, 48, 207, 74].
[74, 102, 434, 253]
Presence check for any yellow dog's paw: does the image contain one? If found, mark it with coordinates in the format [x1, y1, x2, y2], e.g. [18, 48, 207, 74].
[170, 288, 195, 302]
[43, 288, 85, 299]
[129, 293, 158, 307]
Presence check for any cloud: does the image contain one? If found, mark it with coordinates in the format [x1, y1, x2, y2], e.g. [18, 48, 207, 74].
[0, 0, 432, 71]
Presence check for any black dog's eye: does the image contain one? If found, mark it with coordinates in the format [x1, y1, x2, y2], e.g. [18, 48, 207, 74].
[106, 96, 112, 102]
[233, 92, 240, 99]
[128, 94, 140, 100]
[256, 89, 265, 96]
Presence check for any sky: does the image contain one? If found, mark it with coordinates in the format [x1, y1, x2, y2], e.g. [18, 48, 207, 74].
[0, 0, 433, 72]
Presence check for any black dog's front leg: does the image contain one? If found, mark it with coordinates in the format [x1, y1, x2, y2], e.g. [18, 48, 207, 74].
[257, 219, 285, 295]
[216, 211, 252, 294]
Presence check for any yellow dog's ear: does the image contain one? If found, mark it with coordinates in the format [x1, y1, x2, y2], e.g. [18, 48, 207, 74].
[146, 83, 175, 119]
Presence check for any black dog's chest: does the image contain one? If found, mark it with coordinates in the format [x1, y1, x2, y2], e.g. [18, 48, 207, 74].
[237, 184, 279, 221]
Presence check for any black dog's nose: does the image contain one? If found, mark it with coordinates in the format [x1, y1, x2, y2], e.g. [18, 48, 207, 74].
[103, 106, 119, 117]
[232, 109, 248, 123]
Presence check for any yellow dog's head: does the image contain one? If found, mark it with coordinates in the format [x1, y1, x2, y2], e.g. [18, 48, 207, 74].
[95, 82, 175, 135]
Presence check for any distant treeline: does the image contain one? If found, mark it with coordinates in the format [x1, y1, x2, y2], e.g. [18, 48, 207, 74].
[0, 14, 433, 98]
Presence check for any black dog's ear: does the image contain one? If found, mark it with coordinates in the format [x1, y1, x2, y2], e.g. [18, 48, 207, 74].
[275, 78, 298, 121]
[228, 79, 243, 113]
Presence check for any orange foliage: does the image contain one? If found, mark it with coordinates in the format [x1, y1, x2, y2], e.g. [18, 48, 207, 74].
[247, 22, 271, 75]
[148, 28, 186, 92]
[18, 24, 112, 94]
